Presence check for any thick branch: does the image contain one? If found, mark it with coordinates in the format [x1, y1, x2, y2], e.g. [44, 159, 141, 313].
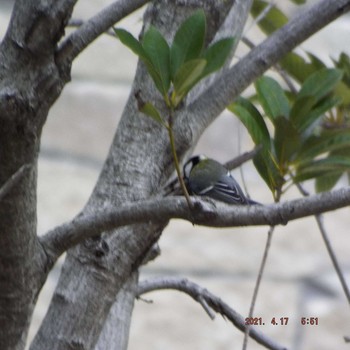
[40, 187, 350, 264]
[34, 2, 246, 348]
[180, 0, 350, 141]
[5, 0, 77, 55]
[137, 277, 287, 350]
[0, 2, 78, 348]
[56, 0, 149, 66]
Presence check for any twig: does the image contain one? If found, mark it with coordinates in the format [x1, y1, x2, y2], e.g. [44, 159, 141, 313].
[56, 0, 149, 65]
[243, 226, 275, 350]
[167, 110, 192, 209]
[245, 0, 276, 34]
[0, 164, 32, 202]
[67, 18, 116, 38]
[137, 277, 287, 350]
[225, 145, 263, 172]
[39, 187, 350, 264]
[315, 215, 350, 305]
[198, 296, 216, 320]
[296, 182, 350, 305]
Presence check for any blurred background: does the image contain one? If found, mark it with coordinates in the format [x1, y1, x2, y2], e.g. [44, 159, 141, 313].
[1, 1, 349, 349]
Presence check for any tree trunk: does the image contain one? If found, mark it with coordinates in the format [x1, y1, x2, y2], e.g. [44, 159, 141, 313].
[2, 0, 349, 348]
[0, 1, 76, 348]
[30, 0, 251, 349]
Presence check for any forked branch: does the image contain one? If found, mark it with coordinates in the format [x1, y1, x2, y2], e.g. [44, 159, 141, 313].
[138, 277, 287, 350]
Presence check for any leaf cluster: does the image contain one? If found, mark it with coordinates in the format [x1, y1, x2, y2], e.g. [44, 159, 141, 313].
[114, 9, 234, 115]
[114, 10, 235, 207]
[229, 0, 350, 198]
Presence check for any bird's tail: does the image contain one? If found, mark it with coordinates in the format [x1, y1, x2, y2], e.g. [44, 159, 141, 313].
[247, 198, 262, 205]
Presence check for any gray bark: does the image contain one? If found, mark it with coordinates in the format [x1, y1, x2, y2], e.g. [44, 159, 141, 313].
[31, 1, 250, 348]
[0, 1, 76, 349]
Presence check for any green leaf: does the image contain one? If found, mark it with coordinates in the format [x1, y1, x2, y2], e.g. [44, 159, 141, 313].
[253, 149, 284, 193]
[298, 68, 343, 102]
[115, 27, 168, 96]
[334, 52, 350, 86]
[255, 76, 290, 121]
[315, 172, 342, 192]
[114, 28, 150, 63]
[297, 130, 350, 161]
[335, 81, 350, 106]
[290, 0, 306, 4]
[228, 97, 283, 193]
[143, 63, 166, 97]
[251, 0, 288, 35]
[274, 116, 300, 166]
[138, 101, 166, 127]
[170, 9, 206, 79]
[298, 95, 341, 132]
[201, 38, 234, 77]
[306, 52, 327, 70]
[280, 53, 319, 83]
[228, 97, 270, 147]
[296, 156, 350, 182]
[172, 59, 207, 106]
[290, 95, 317, 130]
[142, 26, 171, 95]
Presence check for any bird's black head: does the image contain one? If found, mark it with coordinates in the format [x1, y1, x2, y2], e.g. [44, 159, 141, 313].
[183, 155, 207, 180]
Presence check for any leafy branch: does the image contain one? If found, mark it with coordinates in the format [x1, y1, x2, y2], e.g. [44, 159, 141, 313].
[228, 2, 350, 348]
[114, 10, 235, 207]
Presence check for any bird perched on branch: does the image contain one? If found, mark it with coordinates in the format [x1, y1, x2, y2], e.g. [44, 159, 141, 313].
[183, 155, 258, 205]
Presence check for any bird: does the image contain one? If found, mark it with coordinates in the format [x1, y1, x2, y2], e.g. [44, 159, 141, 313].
[183, 155, 258, 205]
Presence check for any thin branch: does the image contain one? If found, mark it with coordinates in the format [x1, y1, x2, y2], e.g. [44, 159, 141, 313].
[198, 296, 216, 320]
[39, 187, 350, 264]
[180, 0, 350, 142]
[67, 18, 116, 37]
[56, 0, 149, 65]
[295, 183, 350, 305]
[245, 0, 276, 34]
[167, 110, 193, 209]
[137, 277, 287, 350]
[314, 215, 350, 305]
[224, 145, 262, 171]
[244, 186, 282, 349]
[243, 226, 275, 350]
[0, 164, 31, 202]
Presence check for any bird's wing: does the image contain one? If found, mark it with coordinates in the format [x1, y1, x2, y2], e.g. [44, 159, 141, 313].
[197, 185, 215, 195]
[197, 179, 246, 204]
[212, 180, 246, 203]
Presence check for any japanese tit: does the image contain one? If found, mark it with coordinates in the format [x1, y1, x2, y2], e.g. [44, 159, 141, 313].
[183, 155, 257, 205]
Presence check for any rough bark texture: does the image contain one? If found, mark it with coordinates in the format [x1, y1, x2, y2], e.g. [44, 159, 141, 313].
[0, 1, 77, 349]
[1, 0, 349, 349]
[31, 1, 250, 349]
